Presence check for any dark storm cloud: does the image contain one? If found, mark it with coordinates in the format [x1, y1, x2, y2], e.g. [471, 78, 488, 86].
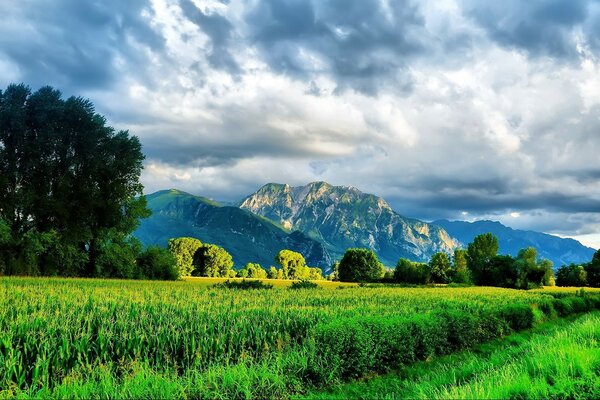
[462, 0, 593, 59]
[178, 0, 240, 75]
[0, 0, 163, 93]
[244, 0, 427, 94]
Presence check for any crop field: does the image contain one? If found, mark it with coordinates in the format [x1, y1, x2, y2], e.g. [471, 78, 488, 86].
[306, 312, 600, 399]
[1, 277, 599, 398]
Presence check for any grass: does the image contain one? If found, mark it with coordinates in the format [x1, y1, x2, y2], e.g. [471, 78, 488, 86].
[184, 276, 358, 289]
[1, 277, 599, 398]
[302, 312, 600, 399]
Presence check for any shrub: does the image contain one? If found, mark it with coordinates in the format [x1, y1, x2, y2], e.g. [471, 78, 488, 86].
[289, 280, 320, 290]
[211, 279, 274, 290]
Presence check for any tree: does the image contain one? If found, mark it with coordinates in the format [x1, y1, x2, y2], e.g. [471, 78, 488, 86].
[238, 263, 267, 279]
[556, 264, 587, 287]
[267, 266, 278, 279]
[137, 246, 178, 280]
[275, 250, 309, 280]
[394, 258, 429, 284]
[467, 233, 499, 285]
[308, 267, 323, 280]
[338, 248, 384, 282]
[586, 250, 600, 287]
[192, 244, 234, 277]
[428, 252, 452, 284]
[452, 249, 471, 284]
[168, 237, 202, 277]
[488, 255, 517, 288]
[0, 84, 149, 277]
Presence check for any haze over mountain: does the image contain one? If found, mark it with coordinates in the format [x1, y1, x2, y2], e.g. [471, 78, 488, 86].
[135, 189, 332, 269]
[434, 219, 595, 268]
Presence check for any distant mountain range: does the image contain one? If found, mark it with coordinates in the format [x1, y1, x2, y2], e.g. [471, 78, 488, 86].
[433, 219, 595, 268]
[134, 182, 596, 272]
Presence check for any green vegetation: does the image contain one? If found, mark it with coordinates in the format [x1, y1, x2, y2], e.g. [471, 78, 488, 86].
[211, 279, 274, 290]
[556, 249, 600, 287]
[192, 243, 235, 277]
[1, 278, 599, 398]
[167, 237, 202, 277]
[0, 84, 174, 280]
[304, 312, 600, 399]
[338, 248, 385, 282]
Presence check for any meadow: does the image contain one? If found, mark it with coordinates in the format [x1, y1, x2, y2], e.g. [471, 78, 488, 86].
[1, 277, 599, 398]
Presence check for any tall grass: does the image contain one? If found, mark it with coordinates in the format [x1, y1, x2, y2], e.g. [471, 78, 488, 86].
[1, 277, 598, 398]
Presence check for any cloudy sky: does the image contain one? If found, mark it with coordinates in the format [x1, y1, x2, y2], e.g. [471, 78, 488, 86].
[2, 0, 600, 247]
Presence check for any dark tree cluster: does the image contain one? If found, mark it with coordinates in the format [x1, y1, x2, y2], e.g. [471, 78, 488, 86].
[556, 250, 600, 287]
[0, 84, 176, 280]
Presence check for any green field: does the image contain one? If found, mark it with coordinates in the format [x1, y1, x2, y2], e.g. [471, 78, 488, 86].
[304, 312, 600, 399]
[1, 277, 599, 398]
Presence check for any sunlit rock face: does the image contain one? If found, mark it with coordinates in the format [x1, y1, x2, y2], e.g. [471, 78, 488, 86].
[240, 182, 459, 266]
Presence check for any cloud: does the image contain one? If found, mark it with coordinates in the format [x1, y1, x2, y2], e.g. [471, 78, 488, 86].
[2, 0, 600, 242]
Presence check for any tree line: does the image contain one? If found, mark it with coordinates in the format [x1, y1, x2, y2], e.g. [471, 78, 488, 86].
[167, 237, 324, 280]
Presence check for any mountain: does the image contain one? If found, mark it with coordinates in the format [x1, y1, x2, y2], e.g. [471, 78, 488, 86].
[433, 219, 596, 268]
[239, 182, 458, 266]
[134, 189, 332, 269]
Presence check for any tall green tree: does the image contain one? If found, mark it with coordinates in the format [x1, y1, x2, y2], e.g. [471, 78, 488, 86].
[428, 252, 452, 284]
[556, 264, 587, 287]
[338, 248, 384, 282]
[275, 250, 309, 280]
[168, 237, 202, 277]
[394, 258, 429, 284]
[192, 244, 234, 277]
[586, 250, 600, 287]
[452, 249, 471, 284]
[0, 84, 149, 276]
[467, 233, 499, 285]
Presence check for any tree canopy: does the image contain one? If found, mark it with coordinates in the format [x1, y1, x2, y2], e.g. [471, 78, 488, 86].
[0, 83, 155, 278]
[192, 244, 235, 277]
[338, 248, 384, 282]
[168, 237, 203, 277]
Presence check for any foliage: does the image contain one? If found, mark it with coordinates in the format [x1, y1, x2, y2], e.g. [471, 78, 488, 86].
[451, 249, 471, 284]
[267, 266, 278, 279]
[428, 252, 452, 284]
[338, 248, 385, 282]
[556, 264, 588, 287]
[394, 258, 429, 284]
[289, 280, 320, 290]
[303, 313, 600, 400]
[274, 249, 310, 280]
[137, 246, 179, 280]
[467, 233, 499, 285]
[237, 263, 267, 279]
[586, 250, 600, 287]
[0, 278, 599, 398]
[168, 237, 202, 277]
[0, 84, 149, 277]
[192, 244, 234, 277]
[211, 279, 274, 290]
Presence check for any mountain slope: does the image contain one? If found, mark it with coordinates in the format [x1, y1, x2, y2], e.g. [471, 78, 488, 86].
[433, 219, 596, 268]
[239, 182, 458, 266]
[134, 189, 332, 269]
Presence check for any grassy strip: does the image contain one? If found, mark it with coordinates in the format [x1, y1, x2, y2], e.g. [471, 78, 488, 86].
[301, 312, 600, 399]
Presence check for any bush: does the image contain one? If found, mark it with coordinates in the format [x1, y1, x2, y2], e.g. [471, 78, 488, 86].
[137, 246, 179, 280]
[211, 279, 274, 290]
[289, 280, 320, 290]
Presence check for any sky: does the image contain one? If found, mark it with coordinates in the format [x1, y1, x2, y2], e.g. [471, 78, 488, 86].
[1, 0, 600, 248]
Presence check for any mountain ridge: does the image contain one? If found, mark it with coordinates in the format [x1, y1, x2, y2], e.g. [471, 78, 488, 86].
[239, 181, 458, 266]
